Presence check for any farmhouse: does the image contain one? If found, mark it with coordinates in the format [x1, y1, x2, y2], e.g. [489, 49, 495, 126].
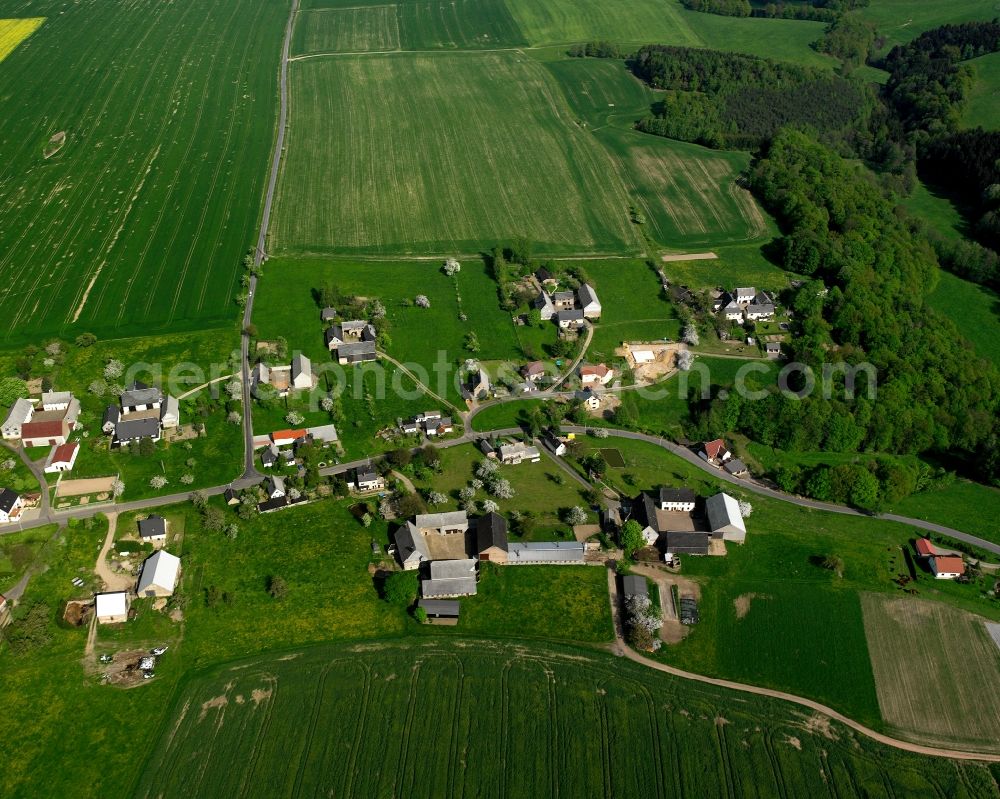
[326, 320, 378, 364]
[664, 531, 711, 559]
[735, 287, 756, 305]
[104, 382, 177, 447]
[271, 428, 307, 447]
[552, 290, 576, 310]
[415, 510, 469, 536]
[394, 523, 432, 570]
[0, 488, 24, 524]
[138, 514, 167, 542]
[577, 284, 602, 319]
[422, 559, 478, 598]
[354, 467, 385, 493]
[43, 441, 79, 473]
[930, 555, 966, 580]
[223, 488, 240, 506]
[498, 441, 541, 465]
[320, 307, 337, 322]
[418, 598, 460, 625]
[260, 445, 278, 468]
[18, 392, 80, 447]
[700, 439, 731, 465]
[476, 511, 508, 563]
[95, 592, 129, 624]
[136, 550, 181, 597]
[507, 541, 585, 565]
[705, 492, 746, 542]
[915, 538, 936, 558]
[580, 363, 614, 386]
[658, 487, 696, 512]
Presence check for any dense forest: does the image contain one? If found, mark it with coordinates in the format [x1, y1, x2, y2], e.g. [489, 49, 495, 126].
[692, 130, 1000, 492]
[629, 46, 870, 149]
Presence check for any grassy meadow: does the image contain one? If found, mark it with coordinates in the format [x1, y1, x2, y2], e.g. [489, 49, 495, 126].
[963, 50, 1000, 130]
[0, 0, 285, 344]
[860, 0, 1000, 55]
[271, 52, 641, 255]
[134, 638, 1000, 798]
[926, 269, 1000, 367]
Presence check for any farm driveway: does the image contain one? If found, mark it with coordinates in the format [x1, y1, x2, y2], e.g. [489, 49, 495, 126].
[606, 566, 1000, 761]
[94, 513, 133, 592]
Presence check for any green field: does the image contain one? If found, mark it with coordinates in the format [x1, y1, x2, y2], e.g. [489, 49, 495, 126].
[860, 0, 1000, 54]
[293, 0, 527, 53]
[660, 243, 796, 289]
[134, 638, 1000, 798]
[963, 50, 1000, 130]
[890, 478, 1000, 544]
[0, 0, 284, 343]
[926, 269, 1000, 367]
[862, 593, 1000, 752]
[271, 52, 641, 255]
[902, 180, 968, 241]
[506, 0, 701, 47]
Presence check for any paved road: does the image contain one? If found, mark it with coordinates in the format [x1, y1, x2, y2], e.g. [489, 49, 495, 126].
[605, 566, 1000, 761]
[558, 426, 1000, 557]
[238, 0, 300, 483]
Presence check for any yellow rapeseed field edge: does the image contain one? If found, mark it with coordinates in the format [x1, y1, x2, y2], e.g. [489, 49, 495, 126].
[0, 18, 44, 64]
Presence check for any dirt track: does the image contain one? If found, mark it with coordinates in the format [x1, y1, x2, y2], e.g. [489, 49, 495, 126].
[605, 567, 1000, 761]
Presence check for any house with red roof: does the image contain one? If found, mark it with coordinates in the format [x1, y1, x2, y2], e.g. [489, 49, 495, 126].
[700, 438, 732, 466]
[271, 429, 308, 447]
[930, 555, 965, 580]
[43, 441, 79, 474]
[579, 363, 614, 387]
[914, 538, 936, 558]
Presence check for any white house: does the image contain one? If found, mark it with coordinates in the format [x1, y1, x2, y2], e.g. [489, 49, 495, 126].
[498, 442, 541, 465]
[0, 489, 24, 523]
[41, 391, 72, 411]
[291, 354, 313, 390]
[414, 511, 469, 536]
[735, 287, 756, 305]
[120, 382, 162, 414]
[555, 309, 585, 329]
[1, 398, 33, 440]
[658, 487, 696, 512]
[534, 291, 555, 321]
[394, 522, 431, 570]
[95, 592, 130, 624]
[577, 389, 601, 411]
[705, 493, 746, 542]
[264, 475, 286, 499]
[722, 300, 743, 321]
[136, 550, 181, 597]
[138, 514, 167, 542]
[43, 441, 79, 473]
[577, 284, 602, 319]
[354, 467, 385, 493]
[160, 395, 180, 429]
[580, 363, 614, 386]
[930, 555, 965, 580]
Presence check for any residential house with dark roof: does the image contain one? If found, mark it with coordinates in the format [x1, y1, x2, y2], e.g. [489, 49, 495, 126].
[394, 522, 432, 570]
[555, 309, 585, 329]
[577, 284, 601, 319]
[658, 487, 696, 512]
[0, 488, 24, 524]
[138, 514, 167, 542]
[723, 459, 748, 477]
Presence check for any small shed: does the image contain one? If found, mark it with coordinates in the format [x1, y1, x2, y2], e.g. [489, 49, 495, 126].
[621, 575, 648, 599]
[418, 599, 460, 626]
[95, 592, 130, 624]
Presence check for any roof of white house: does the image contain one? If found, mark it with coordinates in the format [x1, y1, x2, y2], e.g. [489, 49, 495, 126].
[3, 398, 33, 427]
[161, 394, 179, 419]
[95, 592, 128, 618]
[705, 492, 746, 535]
[414, 510, 468, 529]
[308, 423, 338, 442]
[292, 353, 312, 379]
[41, 390, 72, 407]
[577, 283, 600, 306]
[136, 550, 181, 595]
